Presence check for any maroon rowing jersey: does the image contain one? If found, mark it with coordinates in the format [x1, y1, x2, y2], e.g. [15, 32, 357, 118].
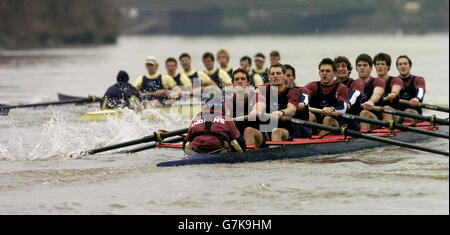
[185, 111, 240, 153]
[400, 75, 426, 100]
[341, 78, 364, 95]
[399, 75, 426, 114]
[305, 80, 349, 110]
[360, 77, 385, 106]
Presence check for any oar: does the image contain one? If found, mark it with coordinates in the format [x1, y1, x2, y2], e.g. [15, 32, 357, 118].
[309, 107, 448, 139]
[371, 106, 449, 126]
[57, 93, 101, 101]
[0, 96, 100, 116]
[72, 128, 189, 157]
[284, 117, 449, 156]
[399, 99, 449, 113]
[115, 136, 185, 154]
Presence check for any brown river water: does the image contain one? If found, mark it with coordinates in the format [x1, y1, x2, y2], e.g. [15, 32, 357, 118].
[0, 34, 448, 214]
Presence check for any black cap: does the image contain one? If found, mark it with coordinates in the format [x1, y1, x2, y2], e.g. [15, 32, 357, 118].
[117, 70, 129, 84]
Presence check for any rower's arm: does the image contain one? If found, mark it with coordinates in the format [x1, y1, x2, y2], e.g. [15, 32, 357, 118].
[169, 86, 183, 99]
[134, 76, 143, 91]
[253, 74, 264, 87]
[283, 103, 297, 117]
[369, 87, 384, 104]
[252, 101, 266, 116]
[298, 93, 309, 111]
[391, 84, 401, 96]
[219, 70, 233, 87]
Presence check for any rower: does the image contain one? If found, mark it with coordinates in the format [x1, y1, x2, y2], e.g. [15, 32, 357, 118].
[224, 68, 266, 140]
[284, 64, 297, 89]
[101, 70, 144, 111]
[165, 57, 193, 95]
[334, 56, 364, 131]
[356, 53, 386, 130]
[305, 58, 349, 135]
[202, 52, 233, 90]
[244, 63, 302, 148]
[217, 49, 233, 77]
[373, 53, 404, 122]
[184, 96, 245, 155]
[396, 55, 426, 120]
[178, 53, 216, 99]
[284, 64, 312, 138]
[269, 50, 281, 66]
[239, 56, 264, 87]
[134, 56, 182, 107]
[253, 52, 269, 83]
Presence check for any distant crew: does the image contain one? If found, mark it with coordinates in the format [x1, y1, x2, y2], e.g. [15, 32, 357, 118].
[239, 56, 264, 87]
[101, 70, 143, 111]
[373, 53, 403, 122]
[202, 52, 233, 89]
[165, 57, 193, 95]
[396, 55, 426, 120]
[217, 49, 233, 77]
[178, 53, 216, 99]
[134, 56, 182, 107]
[253, 52, 269, 83]
[269, 50, 281, 65]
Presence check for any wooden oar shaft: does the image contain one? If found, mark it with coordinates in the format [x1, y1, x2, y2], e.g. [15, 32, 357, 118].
[84, 128, 188, 155]
[399, 99, 449, 113]
[309, 107, 448, 139]
[287, 117, 449, 156]
[372, 106, 449, 125]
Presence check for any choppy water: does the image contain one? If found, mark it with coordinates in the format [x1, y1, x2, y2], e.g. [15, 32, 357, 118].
[0, 34, 448, 214]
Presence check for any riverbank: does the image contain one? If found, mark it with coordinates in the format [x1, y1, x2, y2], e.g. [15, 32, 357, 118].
[0, 0, 119, 49]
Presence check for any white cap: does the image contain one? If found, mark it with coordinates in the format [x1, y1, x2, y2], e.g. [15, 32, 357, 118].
[145, 56, 157, 65]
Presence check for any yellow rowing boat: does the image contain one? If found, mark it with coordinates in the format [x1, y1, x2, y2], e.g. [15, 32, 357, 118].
[81, 103, 204, 121]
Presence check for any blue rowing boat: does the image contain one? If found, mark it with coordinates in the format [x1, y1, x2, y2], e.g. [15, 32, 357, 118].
[156, 123, 448, 167]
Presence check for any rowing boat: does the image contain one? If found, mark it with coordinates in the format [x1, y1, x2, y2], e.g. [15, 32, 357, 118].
[157, 122, 448, 167]
[81, 103, 204, 121]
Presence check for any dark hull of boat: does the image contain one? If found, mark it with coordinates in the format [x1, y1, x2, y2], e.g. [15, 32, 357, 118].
[157, 126, 448, 167]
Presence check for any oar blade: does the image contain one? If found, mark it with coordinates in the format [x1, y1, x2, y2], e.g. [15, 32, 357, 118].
[57, 93, 86, 101]
[0, 104, 10, 115]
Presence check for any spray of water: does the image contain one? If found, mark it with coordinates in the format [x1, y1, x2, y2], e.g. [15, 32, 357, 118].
[1, 107, 193, 160]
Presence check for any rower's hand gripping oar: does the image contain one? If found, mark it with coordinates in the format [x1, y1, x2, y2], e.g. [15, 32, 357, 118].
[399, 99, 449, 113]
[309, 107, 448, 139]
[0, 95, 100, 116]
[282, 116, 449, 157]
[71, 128, 189, 157]
[371, 106, 449, 126]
